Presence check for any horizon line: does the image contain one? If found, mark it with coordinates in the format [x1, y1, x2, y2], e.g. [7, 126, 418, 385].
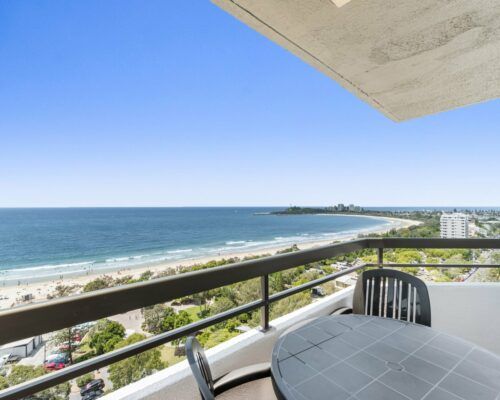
[0, 205, 499, 209]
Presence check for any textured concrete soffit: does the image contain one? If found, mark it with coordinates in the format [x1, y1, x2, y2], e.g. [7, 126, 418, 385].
[212, 0, 500, 122]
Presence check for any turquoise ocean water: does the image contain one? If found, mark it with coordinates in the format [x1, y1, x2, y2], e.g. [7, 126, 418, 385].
[0, 208, 392, 283]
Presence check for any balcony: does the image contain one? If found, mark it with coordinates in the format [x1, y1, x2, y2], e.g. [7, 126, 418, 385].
[0, 238, 499, 400]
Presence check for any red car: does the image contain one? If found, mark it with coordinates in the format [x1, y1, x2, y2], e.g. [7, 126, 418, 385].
[43, 354, 69, 370]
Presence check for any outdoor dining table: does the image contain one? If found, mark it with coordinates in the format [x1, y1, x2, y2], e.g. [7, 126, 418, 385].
[271, 314, 500, 400]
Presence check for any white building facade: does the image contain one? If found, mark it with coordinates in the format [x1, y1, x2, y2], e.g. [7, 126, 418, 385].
[440, 213, 469, 238]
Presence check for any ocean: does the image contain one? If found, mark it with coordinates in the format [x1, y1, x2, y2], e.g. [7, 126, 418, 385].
[0, 208, 393, 283]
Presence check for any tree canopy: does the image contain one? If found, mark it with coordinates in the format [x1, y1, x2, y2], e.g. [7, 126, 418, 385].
[5, 365, 70, 400]
[89, 319, 126, 355]
[108, 333, 166, 389]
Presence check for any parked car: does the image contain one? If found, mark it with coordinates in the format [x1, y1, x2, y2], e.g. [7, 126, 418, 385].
[80, 379, 105, 396]
[1, 354, 21, 364]
[43, 353, 69, 370]
[82, 389, 104, 400]
[57, 341, 79, 352]
[311, 286, 326, 297]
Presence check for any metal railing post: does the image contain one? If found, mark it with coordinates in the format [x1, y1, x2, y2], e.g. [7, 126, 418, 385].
[378, 248, 384, 268]
[260, 274, 270, 331]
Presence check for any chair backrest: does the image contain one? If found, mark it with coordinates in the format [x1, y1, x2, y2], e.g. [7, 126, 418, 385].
[353, 269, 431, 327]
[186, 336, 215, 400]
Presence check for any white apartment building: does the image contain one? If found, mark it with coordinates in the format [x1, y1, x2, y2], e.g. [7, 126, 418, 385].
[440, 213, 469, 238]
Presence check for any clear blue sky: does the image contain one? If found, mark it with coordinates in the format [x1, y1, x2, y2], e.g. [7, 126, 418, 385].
[1, 1, 498, 207]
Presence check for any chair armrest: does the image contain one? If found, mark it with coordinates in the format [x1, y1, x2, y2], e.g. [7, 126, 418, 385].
[214, 362, 271, 395]
[330, 307, 352, 315]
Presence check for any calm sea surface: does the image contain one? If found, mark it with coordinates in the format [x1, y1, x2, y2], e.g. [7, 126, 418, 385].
[0, 208, 392, 282]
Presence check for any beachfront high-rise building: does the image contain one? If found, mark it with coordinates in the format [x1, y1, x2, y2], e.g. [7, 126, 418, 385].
[440, 213, 469, 238]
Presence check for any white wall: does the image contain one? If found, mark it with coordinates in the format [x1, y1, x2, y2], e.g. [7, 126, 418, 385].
[0, 336, 42, 358]
[427, 283, 500, 355]
[0, 345, 27, 358]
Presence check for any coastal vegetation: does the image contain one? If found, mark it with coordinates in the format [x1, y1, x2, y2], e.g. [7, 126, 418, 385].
[76, 373, 94, 388]
[89, 319, 126, 355]
[108, 333, 165, 389]
[1, 365, 70, 399]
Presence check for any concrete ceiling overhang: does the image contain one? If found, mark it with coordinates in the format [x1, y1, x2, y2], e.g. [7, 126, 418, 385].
[212, 0, 500, 121]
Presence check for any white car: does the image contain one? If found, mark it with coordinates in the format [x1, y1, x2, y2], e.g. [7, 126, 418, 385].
[0, 353, 21, 365]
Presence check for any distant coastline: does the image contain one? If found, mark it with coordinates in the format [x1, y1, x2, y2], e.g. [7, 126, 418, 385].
[271, 206, 419, 219]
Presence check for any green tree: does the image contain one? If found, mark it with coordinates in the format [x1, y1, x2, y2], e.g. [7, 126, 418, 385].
[138, 270, 154, 281]
[108, 334, 166, 390]
[89, 319, 125, 355]
[192, 291, 211, 316]
[7, 365, 70, 400]
[210, 297, 236, 316]
[234, 278, 260, 304]
[141, 306, 193, 346]
[142, 304, 168, 335]
[51, 284, 80, 298]
[160, 308, 192, 346]
[195, 330, 212, 347]
[270, 292, 311, 321]
[7, 365, 45, 386]
[405, 267, 420, 276]
[83, 276, 114, 292]
[488, 267, 500, 282]
[53, 327, 77, 364]
[76, 372, 94, 388]
[0, 375, 8, 390]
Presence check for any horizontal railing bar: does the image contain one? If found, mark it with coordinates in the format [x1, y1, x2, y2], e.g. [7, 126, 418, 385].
[368, 263, 500, 269]
[0, 300, 264, 400]
[0, 239, 368, 345]
[369, 238, 500, 249]
[269, 264, 366, 303]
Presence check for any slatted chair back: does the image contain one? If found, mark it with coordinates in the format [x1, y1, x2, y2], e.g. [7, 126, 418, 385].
[353, 269, 431, 327]
[186, 336, 216, 400]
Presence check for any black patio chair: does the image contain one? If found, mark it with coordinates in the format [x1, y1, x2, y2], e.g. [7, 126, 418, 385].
[186, 336, 276, 400]
[352, 269, 431, 327]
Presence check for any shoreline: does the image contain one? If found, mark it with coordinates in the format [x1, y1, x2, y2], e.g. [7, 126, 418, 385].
[0, 216, 420, 310]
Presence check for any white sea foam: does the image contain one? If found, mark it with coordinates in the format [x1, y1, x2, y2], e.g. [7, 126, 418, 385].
[105, 257, 131, 262]
[0, 260, 95, 274]
[167, 249, 193, 254]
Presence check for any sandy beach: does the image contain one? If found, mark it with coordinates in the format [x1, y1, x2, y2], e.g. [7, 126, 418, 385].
[0, 216, 420, 311]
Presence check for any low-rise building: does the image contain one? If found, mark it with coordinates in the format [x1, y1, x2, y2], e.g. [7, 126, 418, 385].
[0, 336, 43, 359]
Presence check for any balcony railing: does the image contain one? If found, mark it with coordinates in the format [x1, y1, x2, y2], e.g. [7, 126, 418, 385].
[0, 238, 499, 399]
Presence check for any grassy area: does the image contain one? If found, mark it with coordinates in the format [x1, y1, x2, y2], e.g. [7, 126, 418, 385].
[160, 345, 185, 367]
[183, 305, 204, 322]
